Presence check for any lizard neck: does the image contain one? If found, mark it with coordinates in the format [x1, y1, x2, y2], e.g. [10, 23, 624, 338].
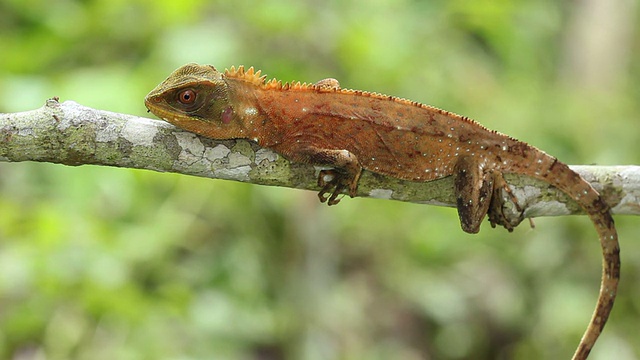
[226, 79, 286, 147]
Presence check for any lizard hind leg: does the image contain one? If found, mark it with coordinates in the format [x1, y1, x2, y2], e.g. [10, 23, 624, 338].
[453, 156, 525, 233]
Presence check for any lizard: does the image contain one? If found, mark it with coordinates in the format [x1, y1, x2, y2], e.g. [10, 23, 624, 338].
[145, 63, 620, 360]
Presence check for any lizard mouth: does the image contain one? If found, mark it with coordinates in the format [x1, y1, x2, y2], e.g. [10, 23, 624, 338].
[145, 100, 208, 127]
[144, 98, 175, 123]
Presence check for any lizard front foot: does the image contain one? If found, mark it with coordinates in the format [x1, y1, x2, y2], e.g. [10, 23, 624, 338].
[317, 169, 359, 205]
[287, 147, 361, 206]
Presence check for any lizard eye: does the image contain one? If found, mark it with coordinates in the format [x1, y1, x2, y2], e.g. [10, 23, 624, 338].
[177, 89, 197, 105]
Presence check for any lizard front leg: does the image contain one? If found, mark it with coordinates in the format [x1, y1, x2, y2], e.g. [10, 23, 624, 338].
[453, 156, 524, 233]
[275, 144, 362, 206]
[313, 149, 362, 205]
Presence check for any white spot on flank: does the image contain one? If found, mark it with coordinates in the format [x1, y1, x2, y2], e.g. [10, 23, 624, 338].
[245, 107, 258, 116]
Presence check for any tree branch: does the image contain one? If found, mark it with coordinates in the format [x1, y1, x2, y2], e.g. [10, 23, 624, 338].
[1, 99, 638, 223]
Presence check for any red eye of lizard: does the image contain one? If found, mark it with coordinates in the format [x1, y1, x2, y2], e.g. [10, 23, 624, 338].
[177, 89, 196, 105]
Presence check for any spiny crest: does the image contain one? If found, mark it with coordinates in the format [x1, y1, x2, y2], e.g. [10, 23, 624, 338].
[224, 66, 325, 92]
[224, 65, 267, 86]
[283, 81, 313, 91]
[275, 81, 318, 91]
[264, 78, 283, 90]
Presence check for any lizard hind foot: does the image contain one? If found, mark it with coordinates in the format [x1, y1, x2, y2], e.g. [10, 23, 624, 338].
[488, 172, 525, 232]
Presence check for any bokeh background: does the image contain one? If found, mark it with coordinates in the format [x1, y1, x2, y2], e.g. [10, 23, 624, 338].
[1, 1, 639, 359]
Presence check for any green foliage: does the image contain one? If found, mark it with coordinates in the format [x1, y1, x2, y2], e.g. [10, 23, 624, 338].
[1, 0, 639, 359]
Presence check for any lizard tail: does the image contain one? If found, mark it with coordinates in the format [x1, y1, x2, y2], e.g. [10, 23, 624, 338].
[571, 200, 619, 360]
[572, 208, 618, 360]
[533, 157, 620, 360]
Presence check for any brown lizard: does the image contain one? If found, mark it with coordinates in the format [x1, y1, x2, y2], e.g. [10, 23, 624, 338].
[145, 63, 620, 360]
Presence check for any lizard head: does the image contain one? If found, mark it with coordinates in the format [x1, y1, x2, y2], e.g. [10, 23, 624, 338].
[145, 63, 243, 139]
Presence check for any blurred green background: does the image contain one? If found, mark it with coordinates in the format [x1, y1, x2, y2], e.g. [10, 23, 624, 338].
[1, 1, 639, 359]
